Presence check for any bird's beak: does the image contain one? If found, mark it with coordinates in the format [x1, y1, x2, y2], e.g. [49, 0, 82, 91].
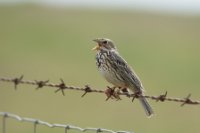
[92, 39, 100, 51]
[92, 45, 100, 51]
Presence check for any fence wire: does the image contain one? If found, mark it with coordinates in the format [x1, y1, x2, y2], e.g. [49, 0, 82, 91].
[0, 112, 133, 133]
[0, 76, 200, 106]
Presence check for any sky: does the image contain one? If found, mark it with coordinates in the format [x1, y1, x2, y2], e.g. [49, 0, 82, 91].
[1, 0, 200, 15]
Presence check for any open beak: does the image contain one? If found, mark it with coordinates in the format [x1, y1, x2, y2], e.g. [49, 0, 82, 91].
[92, 39, 100, 51]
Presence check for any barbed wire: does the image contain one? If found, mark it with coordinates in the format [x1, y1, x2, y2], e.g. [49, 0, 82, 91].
[0, 112, 133, 133]
[0, 76, 200, 106]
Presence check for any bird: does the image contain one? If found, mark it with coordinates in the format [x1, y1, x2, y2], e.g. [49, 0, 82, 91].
[92, 38, 154, 117]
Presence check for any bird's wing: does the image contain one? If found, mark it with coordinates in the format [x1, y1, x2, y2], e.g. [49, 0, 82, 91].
[108, 51, 144, 92]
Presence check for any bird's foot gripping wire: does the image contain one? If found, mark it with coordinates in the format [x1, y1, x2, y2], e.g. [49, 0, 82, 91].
[120, 88, 132, 98]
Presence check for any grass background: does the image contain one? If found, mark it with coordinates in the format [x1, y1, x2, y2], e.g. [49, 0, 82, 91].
[0, 4, 200, 133]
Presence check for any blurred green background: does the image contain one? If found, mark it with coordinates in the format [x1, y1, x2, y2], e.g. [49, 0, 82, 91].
[0, 3, 200, 133]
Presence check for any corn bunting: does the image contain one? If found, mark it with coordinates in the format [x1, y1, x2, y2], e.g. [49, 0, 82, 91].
[92, 38, 153, 117]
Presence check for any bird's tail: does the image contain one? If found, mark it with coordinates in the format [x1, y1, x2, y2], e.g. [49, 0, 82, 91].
[139, 97, 154, 117]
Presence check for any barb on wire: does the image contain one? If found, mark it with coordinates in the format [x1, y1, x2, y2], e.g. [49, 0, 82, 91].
[12, 75, 23, 89]
[0, 76, 200, 106]
[0, 112, 133, 133]
[55, 79, 66, 96]
[81, 85, 92, 97]
[35, 80, 49, 90]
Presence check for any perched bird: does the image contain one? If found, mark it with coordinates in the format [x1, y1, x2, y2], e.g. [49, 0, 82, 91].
[92, 38, 153, 117]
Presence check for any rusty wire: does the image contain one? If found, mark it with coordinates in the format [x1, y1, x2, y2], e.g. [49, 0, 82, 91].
[0, 76, 200, 106]
[0, 112, 133, 133]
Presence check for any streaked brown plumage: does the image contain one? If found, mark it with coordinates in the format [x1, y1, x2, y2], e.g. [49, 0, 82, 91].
[93, 38, 153, 117]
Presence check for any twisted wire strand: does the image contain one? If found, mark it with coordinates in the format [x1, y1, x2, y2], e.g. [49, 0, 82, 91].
[0, 112, 132, 133]
[0, 76, 200, 105]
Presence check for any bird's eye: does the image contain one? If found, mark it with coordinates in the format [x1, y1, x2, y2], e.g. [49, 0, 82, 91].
[102, 41, 107, 44]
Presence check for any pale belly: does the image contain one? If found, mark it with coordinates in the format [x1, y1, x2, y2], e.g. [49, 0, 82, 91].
[98, 66, 127, 88]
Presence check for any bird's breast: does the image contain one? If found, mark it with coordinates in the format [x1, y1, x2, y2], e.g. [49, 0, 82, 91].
[96, 52, 127, 88]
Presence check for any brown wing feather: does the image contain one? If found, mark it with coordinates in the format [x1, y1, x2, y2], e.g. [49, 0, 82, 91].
[108, 50, 144, 92]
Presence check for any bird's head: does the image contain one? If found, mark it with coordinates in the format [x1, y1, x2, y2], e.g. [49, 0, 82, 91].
[92, 38, 116, 51]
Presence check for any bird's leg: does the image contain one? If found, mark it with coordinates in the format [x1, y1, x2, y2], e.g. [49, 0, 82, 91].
[115, 87, 122, 101]
[121, 88, 131, 98]
[121, 88, 128, 93]
[115, 87, 131, 98]
[116, 87, 121, 94]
